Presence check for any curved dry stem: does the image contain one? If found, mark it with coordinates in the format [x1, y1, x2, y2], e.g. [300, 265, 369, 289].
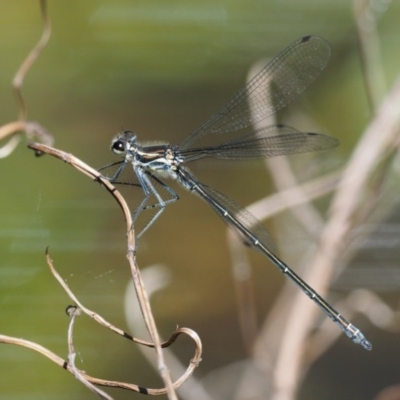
[0, 1, 53, 157]
[45, 248, 203, 353]
[66, 308, 115, 400]
[28, 141, 201, 398]
[246, 169, 340, 224]
[0, 331, 201, 395]
[0, 121, 27, 141]
[13, 0, 51, 121]
[28, 141, 133, 228]
[0, 121, 54, 158]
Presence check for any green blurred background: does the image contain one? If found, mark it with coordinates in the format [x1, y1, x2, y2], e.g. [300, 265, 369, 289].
[1, 1, 400, 399]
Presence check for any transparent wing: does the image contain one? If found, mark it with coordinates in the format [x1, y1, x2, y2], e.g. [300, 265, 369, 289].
[179, 35, 331, 150]
[181, 125, 338, 162]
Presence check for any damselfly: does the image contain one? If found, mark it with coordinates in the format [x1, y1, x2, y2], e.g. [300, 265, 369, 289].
[100, 36, 371, 350]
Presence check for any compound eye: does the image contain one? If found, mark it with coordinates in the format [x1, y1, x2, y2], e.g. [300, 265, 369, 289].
[111, 139, 125, 155]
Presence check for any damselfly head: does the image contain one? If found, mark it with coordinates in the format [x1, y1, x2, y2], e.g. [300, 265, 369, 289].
[111, 130, 137, 155]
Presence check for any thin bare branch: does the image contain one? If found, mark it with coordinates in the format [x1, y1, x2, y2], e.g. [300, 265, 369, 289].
[28, 142, 133, 226]
[0, 332, 201, 395]
[46, 248, 203, 354]
[66, 307, 115, 400]
[1, 0, 53, 156]
[246, 169, 340, 222]
[1, 244, 202, 396]
[28, 141, 203, 398]
[13, 0, 51, 121]
[0, 121, 54, 158]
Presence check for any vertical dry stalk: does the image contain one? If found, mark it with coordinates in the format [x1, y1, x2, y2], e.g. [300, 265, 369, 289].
[353, 0, 387, 111]
[271, 74, 400, 400]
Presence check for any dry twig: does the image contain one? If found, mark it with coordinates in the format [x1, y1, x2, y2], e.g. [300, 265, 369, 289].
[0, 0, 53, 159]
[26, 141, 203, 397]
